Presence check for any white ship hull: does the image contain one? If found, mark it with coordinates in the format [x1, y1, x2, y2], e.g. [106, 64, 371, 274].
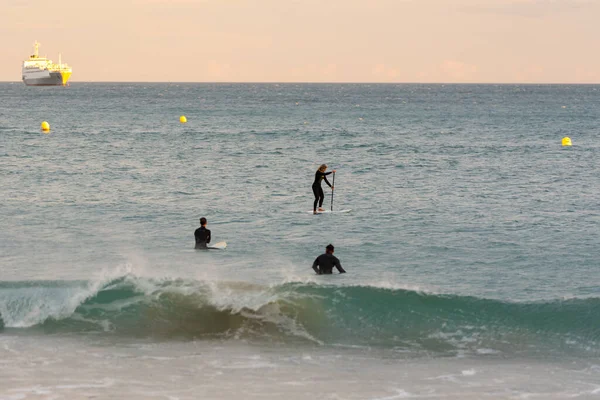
[23, 71, 68, 86]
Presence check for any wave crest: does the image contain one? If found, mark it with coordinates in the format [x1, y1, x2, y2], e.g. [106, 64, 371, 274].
[0, 277, 598, 356]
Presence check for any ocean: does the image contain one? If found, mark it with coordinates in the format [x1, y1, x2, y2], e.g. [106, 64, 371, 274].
[0, 82, 599, 399]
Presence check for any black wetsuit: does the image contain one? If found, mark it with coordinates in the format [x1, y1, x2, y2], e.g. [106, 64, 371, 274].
[312, 170, 333, 212]
[194, 226, 211, 249]
[312, 253, 346, 274]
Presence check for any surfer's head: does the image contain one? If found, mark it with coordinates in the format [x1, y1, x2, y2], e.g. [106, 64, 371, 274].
[200, 217, 207, 226]
[318, 164, 327, 172]
[326, 244, 334, 254]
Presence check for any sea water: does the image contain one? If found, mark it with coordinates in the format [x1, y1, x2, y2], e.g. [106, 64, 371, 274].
[0, 83, 599, 399]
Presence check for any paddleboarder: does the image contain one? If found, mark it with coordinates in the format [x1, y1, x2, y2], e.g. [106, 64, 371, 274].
[312, 164, 336, 214]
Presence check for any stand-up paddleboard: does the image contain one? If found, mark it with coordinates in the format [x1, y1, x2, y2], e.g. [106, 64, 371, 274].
[208, 241, 227, 250]
[308, 209, 352, 214]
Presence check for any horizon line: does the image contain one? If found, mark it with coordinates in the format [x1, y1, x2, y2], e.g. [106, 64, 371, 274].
[2, 80, 600, 85]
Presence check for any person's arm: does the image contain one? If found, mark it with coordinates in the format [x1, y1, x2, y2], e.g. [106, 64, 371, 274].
[206, 229, 211, 244]
[312, 258, 321, 275]
[335, 257, 346, 274]
[323, 176, 332, 188]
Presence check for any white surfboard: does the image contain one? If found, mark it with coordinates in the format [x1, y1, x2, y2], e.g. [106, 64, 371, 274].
[208, 241, 227, 250]
[307, 209, 352, 214]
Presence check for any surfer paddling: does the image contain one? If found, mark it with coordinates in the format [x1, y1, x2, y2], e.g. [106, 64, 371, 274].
[312, 244, 346, 275]
[194, 217, 211, 249]
[312, 164, 335, 214]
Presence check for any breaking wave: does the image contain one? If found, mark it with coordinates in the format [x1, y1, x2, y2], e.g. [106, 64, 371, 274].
[0, 276, 598, 356]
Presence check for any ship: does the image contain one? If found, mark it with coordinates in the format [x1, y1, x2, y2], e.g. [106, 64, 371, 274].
[22, 41, 72, 86]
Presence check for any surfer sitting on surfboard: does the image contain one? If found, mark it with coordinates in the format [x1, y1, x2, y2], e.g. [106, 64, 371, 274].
[312, 244, 346, 274]
[194, 217, 211, 249]
[313, 164, 336, 214]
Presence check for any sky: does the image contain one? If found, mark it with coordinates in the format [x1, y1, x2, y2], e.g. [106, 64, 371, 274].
[2, 0, 599, 83]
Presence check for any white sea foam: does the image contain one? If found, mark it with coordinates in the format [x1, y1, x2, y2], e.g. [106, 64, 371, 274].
[0, 262, 135, 328]
[476, 348, 500, 355]
[370, 389, 414, 399]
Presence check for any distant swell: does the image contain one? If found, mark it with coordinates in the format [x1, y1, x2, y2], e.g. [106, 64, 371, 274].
[0, 277, 598, 356]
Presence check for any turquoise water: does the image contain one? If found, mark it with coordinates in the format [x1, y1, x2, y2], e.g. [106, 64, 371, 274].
[1, 83, 599, 398]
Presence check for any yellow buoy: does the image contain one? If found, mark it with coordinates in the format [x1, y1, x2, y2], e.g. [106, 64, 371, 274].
[179, 115, 187, 124]
[41, 121, 50, 132]
[562, 137, 572, 147]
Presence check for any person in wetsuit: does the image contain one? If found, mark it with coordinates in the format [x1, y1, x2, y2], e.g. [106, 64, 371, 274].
[312, 244, 346, 275]
[312, 164, 336, 214]
[194, 217, 211, 249]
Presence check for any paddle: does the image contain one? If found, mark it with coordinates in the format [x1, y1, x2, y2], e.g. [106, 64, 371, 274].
[331, 171, 335, 211]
